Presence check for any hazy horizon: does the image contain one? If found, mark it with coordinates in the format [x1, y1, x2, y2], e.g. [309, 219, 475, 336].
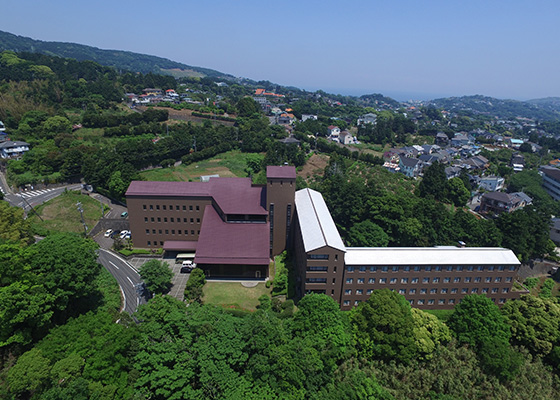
[1, 0, 558, 102]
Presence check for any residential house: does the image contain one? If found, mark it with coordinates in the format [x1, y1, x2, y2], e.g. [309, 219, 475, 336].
[478, 176, 505, 192]
[479, 191, 529, 215]
[357, 113, 377, 125]
[279, 136, 301, 146]
[277, 113, 295, 125]
[435, 132, 449, 146]
[510, 154, 525, 172]
[0, 140, 29, 159]
[422, 144, 441, 154]
[451, 134, 473, 147]
[399, 157, 422, 178]
[327, 125, 341, 141]
[339, 130, 357, 145]
[463, 155, 489, 171]
[506, 138, 524, 149]
[142, 88, 163, 96]
[301, 114, 318, 122]
[445, 166, 462, 180]
[419, 154, 440, 166]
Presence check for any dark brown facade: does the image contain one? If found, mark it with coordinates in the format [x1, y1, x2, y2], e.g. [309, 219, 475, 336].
[292, 217, 345, 302]
[339, 262, 523, 310]
[266, 166, 296, 256]
[127, 195, 210, 248]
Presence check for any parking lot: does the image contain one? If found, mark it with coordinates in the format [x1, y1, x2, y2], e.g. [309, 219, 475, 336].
[129, 256, 190, 301]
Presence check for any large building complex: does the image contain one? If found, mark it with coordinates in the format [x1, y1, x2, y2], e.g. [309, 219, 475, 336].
[126, 166, 524, 310]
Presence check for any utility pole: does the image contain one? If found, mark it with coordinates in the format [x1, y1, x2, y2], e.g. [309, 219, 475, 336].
[20, 195, 43, 221]
[76, 201, 88, 236]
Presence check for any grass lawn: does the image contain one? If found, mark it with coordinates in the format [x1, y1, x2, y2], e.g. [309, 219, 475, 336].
[202, 282, 271, 311]
[28, 190, 107, 236]
[140, 150, 263, 182]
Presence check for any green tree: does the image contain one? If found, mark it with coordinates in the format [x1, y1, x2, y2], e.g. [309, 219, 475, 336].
[347, 219, 389, 247]
[42, 115, 72, 139]
[26, 233, 101, 319]
[501, 295, 560, 357]
[448, 294, 511, 348]
[418, 162, 447, 200]
[0, 201, 34, 244]
[107, 170, 128, 199]
[448, 294, 520, 380]
[139, 259, 173, 295]
[351, 289, 418, 363]
[7, 347, 51, 396]
[446, 177, 470, 207]
[236, 97, 260, 118]
[184, 267, 206, 303]
[519, 142, 533, 153]
[411, 308, 451, 359]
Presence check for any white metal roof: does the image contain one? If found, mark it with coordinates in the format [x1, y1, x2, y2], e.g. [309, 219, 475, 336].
[345, 247, 520, 266]
[295, 188, 346, 253]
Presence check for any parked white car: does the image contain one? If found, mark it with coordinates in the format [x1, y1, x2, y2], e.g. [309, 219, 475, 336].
[104, 229, 113, 238]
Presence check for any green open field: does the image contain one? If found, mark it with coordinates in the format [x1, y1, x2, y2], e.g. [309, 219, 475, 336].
[202, 282, 271, 311]
[140, 150, 264, 182]
[28, 190, 107, 236]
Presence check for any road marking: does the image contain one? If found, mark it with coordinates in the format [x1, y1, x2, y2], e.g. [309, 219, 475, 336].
[109, 261, 119, 270]
[127, 276, 134, 285]
[120, 286, 126, 313]
[98, 249, 139, 275]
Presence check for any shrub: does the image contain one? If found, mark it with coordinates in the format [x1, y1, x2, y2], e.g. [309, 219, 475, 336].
[539, 278, 555, 299]
[184, 268, 206, 303]
[524, 277, 539, 289]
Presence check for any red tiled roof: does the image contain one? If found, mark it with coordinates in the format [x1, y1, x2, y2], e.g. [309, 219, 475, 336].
[195, 206, 270, 265]
[255, 89, 265, 95]
[266, 165, 296, 179]
[163, 241, 198, 251]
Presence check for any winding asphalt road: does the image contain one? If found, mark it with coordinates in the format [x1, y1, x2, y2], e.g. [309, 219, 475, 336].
[98, 249, 148, 314]
[0, 172, 145, 314]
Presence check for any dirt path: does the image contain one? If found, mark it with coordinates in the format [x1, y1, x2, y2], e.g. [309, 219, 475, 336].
[299, 153, 330, 181]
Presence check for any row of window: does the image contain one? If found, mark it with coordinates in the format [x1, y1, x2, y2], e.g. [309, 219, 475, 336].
[143, 204, 201, 211]
[345, 276, 512, 284]
[344, 287, 509, 296]
[145, 229, 200, 236]
[144, 216, 200, 223]
[346, 265, 516, 272]
[342, 297, 508, 307]
[307, 254, 339, 261]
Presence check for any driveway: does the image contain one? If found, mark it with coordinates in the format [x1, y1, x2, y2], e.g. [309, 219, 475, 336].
[129, 256, 190, 301]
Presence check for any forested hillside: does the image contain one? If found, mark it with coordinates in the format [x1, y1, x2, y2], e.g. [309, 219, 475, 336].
[0, 30, 232, 78]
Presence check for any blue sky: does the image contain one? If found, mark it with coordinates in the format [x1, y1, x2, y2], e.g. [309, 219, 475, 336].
[2, 0, 559, 101]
